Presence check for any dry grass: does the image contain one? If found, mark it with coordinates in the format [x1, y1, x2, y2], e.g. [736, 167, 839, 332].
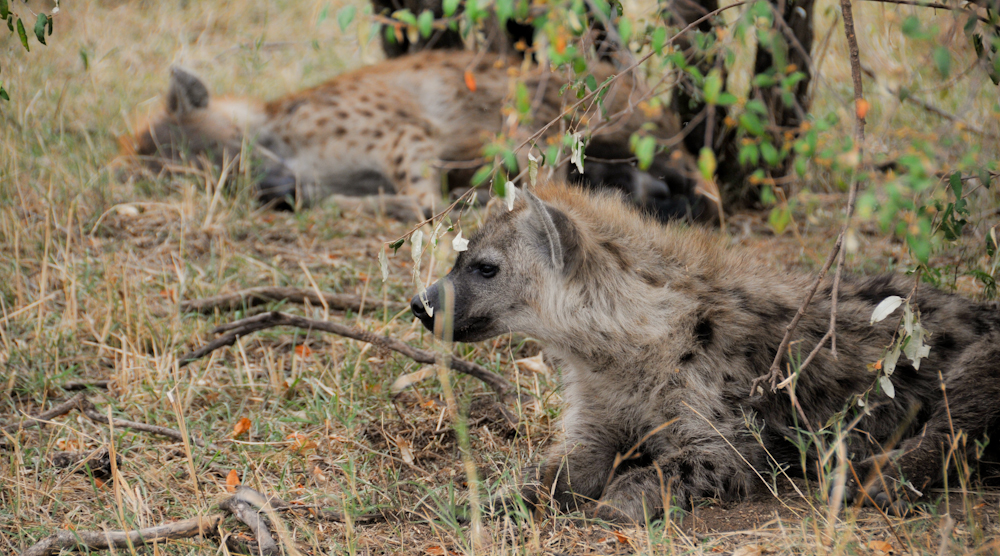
[2, 0, 1000, 554]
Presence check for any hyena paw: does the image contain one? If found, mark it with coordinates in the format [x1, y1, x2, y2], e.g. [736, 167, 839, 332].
[837, 457, 916, 516]
[577, 499, 645, 526]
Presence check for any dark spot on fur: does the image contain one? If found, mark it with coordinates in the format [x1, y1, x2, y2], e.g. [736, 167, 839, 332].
[359, 109, 373, 118]
[374, 129, 384, 139]
[336, 111, 349, 119]
[852, 275, 904, 305]
[335, 127, 347, 137]
[601, 242, 629, 271]
[694, 317, 714, 347]
[679, 352, 695, 363]
[315, 117, 329, 127]
[394, 171, 407, 182]
[285, 100, 305, 115]
[639, 270, 665, 288]
[376, 103, 388, 111]
[359, 95, 370, 102]
[936, 332, 957, 352]
[394, 155, 404, 167]
[396, 109, 410, 119]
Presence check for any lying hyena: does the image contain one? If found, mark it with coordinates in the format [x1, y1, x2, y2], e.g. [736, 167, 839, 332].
[410, 182, 1000, 523]
[123, 50, 686, 220]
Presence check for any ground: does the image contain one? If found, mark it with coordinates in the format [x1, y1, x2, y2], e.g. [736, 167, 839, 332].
[2, 0, 1000, 555]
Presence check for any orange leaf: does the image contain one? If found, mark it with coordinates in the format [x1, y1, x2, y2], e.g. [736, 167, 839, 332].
[226, 469, 240, 493]
[868, 540, 894, 554]
[286, 432, 317, 453]
[464, 71, 477, 92]
[94, 478, 106, 488]
[613, 531, 630, 544]
[232, 417, 252, 439]
[555, 35, 567, 54]
[294, 344, 313, 357]
[856, 98, 870, 120]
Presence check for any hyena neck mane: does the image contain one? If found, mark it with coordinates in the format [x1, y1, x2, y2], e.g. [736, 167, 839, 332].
[532, 183, 796, 368]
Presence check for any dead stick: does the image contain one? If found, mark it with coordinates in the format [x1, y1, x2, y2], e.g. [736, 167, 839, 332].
[219, 488, 280, 556]
[178, 311, 515, 398]
[61, 380, 110, 391]
[18, 514, 224, 556]
[80, 399, 221, 452]
[2, 393, 86, 434]
[180, 287, 405, 315]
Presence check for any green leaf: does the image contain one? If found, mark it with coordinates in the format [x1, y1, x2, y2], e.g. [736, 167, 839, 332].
[392, 9, 416, 26]
[443, 0, 459, 17]
[337, 6, 356, 31]
[471, 164, 494, 186]
[651, 26, 666, 54]
[585, 74, 597, 92]
[0, 84, 8, 102]
[704, 69, 722, 105]
[739, 113, 765, 136]
[389, 238, 405, 253]
[901, 16, 920, 37]
[634, 135, 656, 170]
[317, 4, 330, 24]
[716, 92, 738, 106]
[768, 206, 791, 234]
[0, 0, 7, 20]
[417, 10, 433, 38]
[515, 81, 531, 115]
[618, 18, 631, 44]
[738, 143, 759, 167]
[760, 141, 779, 166]
[698, 147, 716, 181]
[949, 171, 963, 199]
[79, 48, 89, 70]
[794, 156, 807, 177]
[933, 46, 951, 78]
[907, 233, 931, 264]
[493, 178, 507, 198]
[16, 17, 29, 51]
[34, 13, 47, 45]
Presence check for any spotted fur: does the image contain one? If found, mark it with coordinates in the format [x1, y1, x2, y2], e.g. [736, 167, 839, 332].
[123, 51, 681, 220]
[411, 182, 1000, 523]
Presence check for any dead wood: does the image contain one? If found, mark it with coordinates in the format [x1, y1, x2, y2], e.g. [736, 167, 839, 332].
[80, 399, 222, 452]
[60, 380, 110, 391]
[219, 488, 280, 556]
[18, 514, 224, 556]
[179, 286, 405, 314]
[1, 393, 86, 434]
[178, 311, 517, 399]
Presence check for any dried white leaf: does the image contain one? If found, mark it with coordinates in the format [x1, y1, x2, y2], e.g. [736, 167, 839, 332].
[410, 230, 424, 262]
[883, 345, 901, 376]
[379, 246, 389, 282]
[395, 435, 414, 465]
[527, 152, 539, 186]
[570, 133, 585, 174]
[870, 296, 903, 324]
[879, 375, 895, 399]
[514, 353, 552, 380]
[452, 231, 469, 252]
[504, 181, 516, 211]
[418, 288, 434, 318]
[390, 366, 437, 394]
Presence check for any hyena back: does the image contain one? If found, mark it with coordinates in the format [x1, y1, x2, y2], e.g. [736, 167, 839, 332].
[410, 182, 1000, 523]
[123, 51, 681, 220]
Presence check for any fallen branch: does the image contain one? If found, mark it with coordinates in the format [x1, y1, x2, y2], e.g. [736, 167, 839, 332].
[80, 399, 222, 452]
[2, 393, 86, 434]
[180, 287, 405, 315]
[19, 514, 224, 556]
[61, 380, 110, 391]
[178, 311, 516, 399]
[219, 488, 280, 556]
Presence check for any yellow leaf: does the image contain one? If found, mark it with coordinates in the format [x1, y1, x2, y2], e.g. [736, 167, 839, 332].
[226, 469, 240, 493]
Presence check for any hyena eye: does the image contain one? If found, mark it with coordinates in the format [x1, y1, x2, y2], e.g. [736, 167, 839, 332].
[474, 263, 498, 279]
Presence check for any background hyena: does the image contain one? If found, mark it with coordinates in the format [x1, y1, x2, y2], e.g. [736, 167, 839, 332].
[410, 182, 1000, 523]
[123, 50, 693, 221]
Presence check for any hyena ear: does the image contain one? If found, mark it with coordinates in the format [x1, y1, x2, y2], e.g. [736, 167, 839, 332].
[167, 66, 210, 116]
[522, 188, 581, 274]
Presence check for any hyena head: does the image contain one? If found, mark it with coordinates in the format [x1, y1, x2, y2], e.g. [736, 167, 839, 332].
[410, 185, 583, 342]
[124, 68, 250, 169]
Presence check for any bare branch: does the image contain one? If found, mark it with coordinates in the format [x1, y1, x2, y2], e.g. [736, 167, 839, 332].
[178, 311, 517, 399]
[180, 287, 405, 315]
[19, 514, 224, 556]
[2, 393, 86, 434]
[80, 399, 222, 452]
[219, 488, 280, 556]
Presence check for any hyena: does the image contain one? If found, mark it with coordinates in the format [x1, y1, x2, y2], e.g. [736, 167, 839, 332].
[410, 182, 1000, 523]
[123, 50, 686, 220]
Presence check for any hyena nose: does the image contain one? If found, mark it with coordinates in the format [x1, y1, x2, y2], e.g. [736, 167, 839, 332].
[410, 293, 433, 328]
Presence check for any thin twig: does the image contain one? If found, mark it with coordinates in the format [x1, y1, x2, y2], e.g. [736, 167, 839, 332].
[750, 0, 867, 395]
[860, 0, 996, 25]
[80, 399, 222, 452]
[179, 286, 405, 315]
[178, 311, 516, 399]
[60, 380, 110, 391]
[1, 393, 86, 434]
[18, 514, 224, 556]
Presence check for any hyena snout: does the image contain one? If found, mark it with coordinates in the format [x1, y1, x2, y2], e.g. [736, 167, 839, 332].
[409, 282, 441, 331]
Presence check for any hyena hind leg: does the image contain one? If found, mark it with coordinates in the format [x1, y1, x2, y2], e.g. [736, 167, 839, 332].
[850, 332, 1000, 514]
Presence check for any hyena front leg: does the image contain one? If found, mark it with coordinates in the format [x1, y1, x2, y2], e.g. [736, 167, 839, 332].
[848, 332, 1000, 515]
